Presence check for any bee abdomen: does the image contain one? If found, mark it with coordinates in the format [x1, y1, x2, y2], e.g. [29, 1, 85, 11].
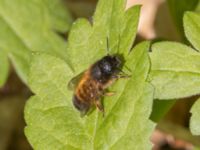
[73, 95, 90, 113]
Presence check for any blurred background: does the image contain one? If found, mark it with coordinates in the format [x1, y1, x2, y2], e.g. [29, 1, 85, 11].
[0, 0, 200, 150]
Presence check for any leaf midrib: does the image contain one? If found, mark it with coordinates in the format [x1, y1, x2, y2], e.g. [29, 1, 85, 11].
[151, 69, 200, 75]
[91, 47, 148, 149]
[0, 11, 33, 52]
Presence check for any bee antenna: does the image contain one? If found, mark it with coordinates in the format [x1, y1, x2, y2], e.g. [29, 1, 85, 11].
[117, 34, 121, 53]
[117, 67, 126, 74]
[117, 67, 131, 78]
[121, 65, 132, 74]
[106, 37, 110, 55]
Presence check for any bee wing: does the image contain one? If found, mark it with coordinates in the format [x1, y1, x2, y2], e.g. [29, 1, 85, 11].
[67, 72, 84, 90]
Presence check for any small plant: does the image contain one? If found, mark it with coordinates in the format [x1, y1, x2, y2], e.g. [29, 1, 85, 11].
[1, 0, 200, 149]
[150, 11, 200, 136]
[25, 0, 155, 149]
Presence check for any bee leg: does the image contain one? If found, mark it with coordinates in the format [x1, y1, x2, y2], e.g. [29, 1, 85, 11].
[102, 91, 115, 96]
[112, 74, 131, 79]
[94, 100, 105, 117]
[117, 68, 131, 77]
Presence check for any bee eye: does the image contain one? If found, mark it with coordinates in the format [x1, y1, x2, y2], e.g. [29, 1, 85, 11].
[102, 62, 112, 72]
[91, 65, 102, 79]
[103, 64, 111, 72]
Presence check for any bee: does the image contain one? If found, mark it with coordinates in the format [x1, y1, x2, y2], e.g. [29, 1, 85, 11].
[68, 40, 130, 116]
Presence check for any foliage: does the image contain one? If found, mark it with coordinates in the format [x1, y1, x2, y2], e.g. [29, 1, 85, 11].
[149, 11, 200, 136]
[25, 42, 155, 149]
[184, 11, 200, 136]
[150, 100, 176, 122]
[190, 97, 200, 135]
[184, 11, 200, 51]
[23, 0, 157, 149]
[0, 0, 200, 149]
[0, 0, 72, 86]
[167, 0, 199, 40]
[66, 0, 140, 73]
[149, 41, 200, 99]
[0, 49, 9, 86]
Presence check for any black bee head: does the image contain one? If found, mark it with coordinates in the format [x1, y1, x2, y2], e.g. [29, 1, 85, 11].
[90, 55, 122, 81]
[99, 55, 121, 75]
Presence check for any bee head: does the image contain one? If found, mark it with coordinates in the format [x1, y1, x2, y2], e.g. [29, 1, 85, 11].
[99, 55, 121, 75]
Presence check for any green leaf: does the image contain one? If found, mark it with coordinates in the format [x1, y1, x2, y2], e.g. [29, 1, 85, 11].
[0, 0, 72, 84]
[167, 0, 199, 39]
[109, 83, 155, 150]
[0, 49, 9, 87]
[196, 1, 200, 12]
[190, 97, 200, 135]
[150, 100, 176, 122]
[0, 16, 30, 83]
[25, 1, 148, 148]
[118, 5, 140, 56]
[66, 0, 140, 74]
[46, 0, 72, 32]
[184, 11, 200, 51]
[25, 41, 155, 149]
[149, 41, 200, 99]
